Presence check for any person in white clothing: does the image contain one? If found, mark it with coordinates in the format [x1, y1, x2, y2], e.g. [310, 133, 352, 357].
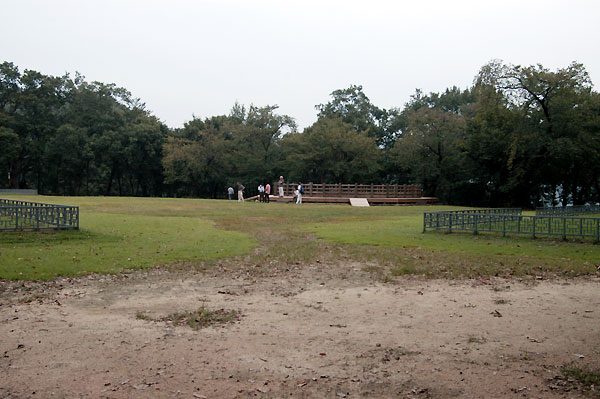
[278, 176, 284, 197]
[258, 184, 265, 202]
[296, 183, 303, 204]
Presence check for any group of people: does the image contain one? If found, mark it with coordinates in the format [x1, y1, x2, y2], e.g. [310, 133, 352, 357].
[256, 183, 271, 202]
[227, 176, 303, 204]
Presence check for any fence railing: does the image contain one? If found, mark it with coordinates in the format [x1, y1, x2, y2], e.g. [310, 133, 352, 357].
[278, 183, 422, 198]
[430, 208, 523, 216]
[0, 199, 79, 231]
[536, 205, 600, 217]
[424, 209, 600, 242]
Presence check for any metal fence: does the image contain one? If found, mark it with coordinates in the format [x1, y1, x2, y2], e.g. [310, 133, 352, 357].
[0, 199, 79, 231]
[429, 208, 523, 217]
[536, 205, 600, 217]
[424, 209, 600, 242]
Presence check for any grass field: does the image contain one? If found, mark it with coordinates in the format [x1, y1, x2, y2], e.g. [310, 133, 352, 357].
[1, 195, 599, 281]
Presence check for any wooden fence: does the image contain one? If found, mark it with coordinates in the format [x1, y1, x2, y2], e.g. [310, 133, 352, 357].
[278, 183, 422, 198]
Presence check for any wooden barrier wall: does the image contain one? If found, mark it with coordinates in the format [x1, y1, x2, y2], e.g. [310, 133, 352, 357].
[278, 183, 422, 198]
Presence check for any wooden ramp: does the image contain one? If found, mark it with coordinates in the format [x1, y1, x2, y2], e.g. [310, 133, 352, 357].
[349, 198, 370, 207]
[249, 195, 439, 205]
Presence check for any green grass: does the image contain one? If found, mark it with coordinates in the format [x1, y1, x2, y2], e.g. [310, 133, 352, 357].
[304, 216, 600, 277]
[0, 201, 257, 280]
[305, 217, 594, 258]
[1, 195, 599, 281]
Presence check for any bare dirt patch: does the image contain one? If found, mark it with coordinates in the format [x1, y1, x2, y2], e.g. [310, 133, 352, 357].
[1, 262, 599, 398]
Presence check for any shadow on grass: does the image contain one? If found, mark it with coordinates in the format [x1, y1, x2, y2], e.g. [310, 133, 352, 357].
[0, 228, 119, 246]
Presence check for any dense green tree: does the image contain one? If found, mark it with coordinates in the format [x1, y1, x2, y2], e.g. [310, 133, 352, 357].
[281, 116, 381, 184]
[463, 84, 520, 206]
[2, 60, 599, 206]
[474, 60, 599, 206]
[162, 104, 295, 198]
[316, 85, 399, 148]
[43, 124, 93, 195]
[163, 116, 235, 198]
[231, 104, 296, 188]
[390, 88, 476, 203]
[0, 62, 166, 196]
[0, 62, 70, 190]
[0, 126, 20, 187]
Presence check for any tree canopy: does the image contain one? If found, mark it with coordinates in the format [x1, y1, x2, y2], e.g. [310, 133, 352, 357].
[1, 60, 599, 206]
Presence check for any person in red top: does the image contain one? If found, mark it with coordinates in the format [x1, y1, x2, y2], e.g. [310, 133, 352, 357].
[265, 183, 271, 203]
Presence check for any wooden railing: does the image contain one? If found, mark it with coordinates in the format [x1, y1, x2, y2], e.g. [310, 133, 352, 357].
[277, 183, 422, 198]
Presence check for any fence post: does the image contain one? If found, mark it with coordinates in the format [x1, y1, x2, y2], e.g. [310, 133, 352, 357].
[562, 217, 566, 241]
[423, 213, 427, 233]
[502, 215, 506, 237]
[448, 214, 452, 233]
[474, 214, 478, 235]
[532, 217, 536, 239]
[596, 218, 599, 244]
[15, 207, 19, 230]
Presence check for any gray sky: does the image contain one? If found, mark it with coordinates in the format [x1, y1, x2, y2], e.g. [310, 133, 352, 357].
[2, 0, 599, 130]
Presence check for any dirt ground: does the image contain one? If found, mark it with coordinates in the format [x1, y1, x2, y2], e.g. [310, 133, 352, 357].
[1, 261, 599, 399]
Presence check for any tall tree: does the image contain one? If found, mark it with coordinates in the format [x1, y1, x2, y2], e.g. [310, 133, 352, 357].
[475, 60, 599, 206]
[281, 116, 381, 184]
[391, 88, 476, 203]
[0, 62, 70, 190]
[316, 85, 399, 148]
[163, 115, 236, 198]
[162, 104, 295, 198]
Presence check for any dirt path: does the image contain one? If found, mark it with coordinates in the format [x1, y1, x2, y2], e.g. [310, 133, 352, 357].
[1, 263, 599, 398]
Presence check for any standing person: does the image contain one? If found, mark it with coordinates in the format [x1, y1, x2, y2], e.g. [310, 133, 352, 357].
[227, 186, 234, 200]
[258, 184, 265, 202]
[296, 183, 303, 204]
[264, 182, 271, 203]
[237, 182, 245, 202]
[278, 176, 285, 197]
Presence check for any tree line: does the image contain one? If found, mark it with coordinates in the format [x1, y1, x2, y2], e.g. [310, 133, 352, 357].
[1, 60, 599, 207]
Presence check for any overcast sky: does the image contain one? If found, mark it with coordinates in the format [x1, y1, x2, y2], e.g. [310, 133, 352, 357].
[2, 0, 599, 130]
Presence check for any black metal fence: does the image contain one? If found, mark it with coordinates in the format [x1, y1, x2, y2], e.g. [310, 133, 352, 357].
[536, 205, 600, 217]
[424, 209, 600, 242]
[0, 199, 79, 231]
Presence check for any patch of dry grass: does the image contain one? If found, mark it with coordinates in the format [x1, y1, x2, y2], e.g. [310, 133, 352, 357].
[137, 304, 241, 330]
